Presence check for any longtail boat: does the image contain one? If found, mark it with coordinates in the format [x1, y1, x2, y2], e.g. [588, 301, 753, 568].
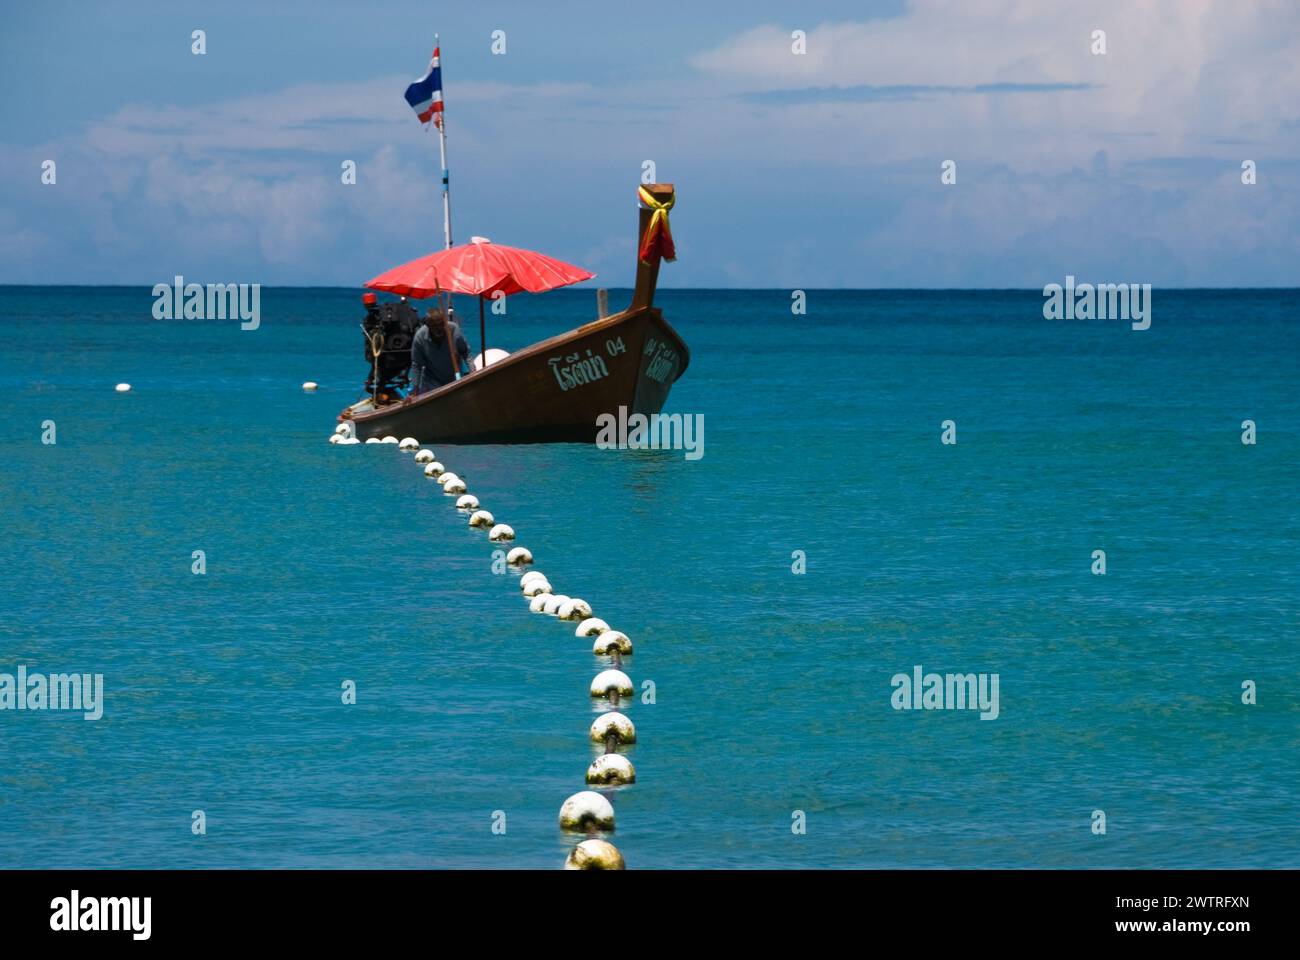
[337, 183, 689, 444]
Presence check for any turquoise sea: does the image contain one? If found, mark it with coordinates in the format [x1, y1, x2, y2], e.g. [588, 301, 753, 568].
[1, 286, 1296, 869]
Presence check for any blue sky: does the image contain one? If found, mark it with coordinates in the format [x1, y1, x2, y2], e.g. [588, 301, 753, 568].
[1, 0, 1296, 287]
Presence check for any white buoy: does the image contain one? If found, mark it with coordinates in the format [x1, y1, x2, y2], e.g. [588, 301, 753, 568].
[520, 571, 547, 587]
[522, 580, 552, 598]
[381, 436, 399, 444]
[334, 423, 352, 436]
[442, 478, 467, 494]
[542, 594, 571, 616]
[398, 437, 419, 451]
[338, 436, 360, 445]
[302, 381, 318, 391]
[424, 462, 445, 478]
[593, 631, 633, 655]
[468, 510, 495, 528]
[472, 347, 512, 371]
[487, 523, 515, 541]
[558, 598, 593, 621]
[575, 618, 610, 637]
[590, 712, 636, 745]
[528, 593, 553, 613]
[365, 437, 381, 444]
[586, 753, 636, 785]
[590, 669, 633, 699]
[437, 472, 461, 487]
[455, 494, 479, 510]
[115, 383, 131, 393]
[564, 839, 625, 871]
[506, 546, 533, 565]
[559, 791, 615, 831]
[414, 449, 435, 463]
[328, 433, 342, 444]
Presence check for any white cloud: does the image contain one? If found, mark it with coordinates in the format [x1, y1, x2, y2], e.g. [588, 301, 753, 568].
[691, 1, 1300, 165]
[3, 3, 1298, 286]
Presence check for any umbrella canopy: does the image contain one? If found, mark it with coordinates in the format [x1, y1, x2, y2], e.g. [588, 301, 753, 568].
[364, 237, 595, 300]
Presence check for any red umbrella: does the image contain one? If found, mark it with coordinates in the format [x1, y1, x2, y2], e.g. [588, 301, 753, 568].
[365, 238, 595, 366]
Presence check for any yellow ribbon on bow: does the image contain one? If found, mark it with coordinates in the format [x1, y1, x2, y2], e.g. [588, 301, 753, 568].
[637, 185, 677, 265]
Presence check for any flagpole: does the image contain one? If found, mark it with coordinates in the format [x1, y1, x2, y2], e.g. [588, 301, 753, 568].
[431, 35, 462, 375]
[435, 34, 452, 252]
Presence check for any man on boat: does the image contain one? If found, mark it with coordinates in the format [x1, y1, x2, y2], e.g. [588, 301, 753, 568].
[409, 306, 470, 395]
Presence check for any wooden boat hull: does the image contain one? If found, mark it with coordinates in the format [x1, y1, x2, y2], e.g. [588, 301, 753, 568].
[339, 305, 689, 444]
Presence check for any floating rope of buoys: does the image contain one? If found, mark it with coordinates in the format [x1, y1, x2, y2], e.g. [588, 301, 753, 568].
[373, 442, 641, 869]
[564, 838, 625, 871]
[559, 790, 615, 832]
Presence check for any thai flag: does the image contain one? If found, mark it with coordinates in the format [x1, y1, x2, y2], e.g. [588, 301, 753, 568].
[404, 48, 444, 128]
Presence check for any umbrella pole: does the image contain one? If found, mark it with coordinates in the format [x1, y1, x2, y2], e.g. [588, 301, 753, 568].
[479, 295, 486, 370]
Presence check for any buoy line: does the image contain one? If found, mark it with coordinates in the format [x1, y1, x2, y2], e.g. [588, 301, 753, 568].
[330, 431, 634, 869]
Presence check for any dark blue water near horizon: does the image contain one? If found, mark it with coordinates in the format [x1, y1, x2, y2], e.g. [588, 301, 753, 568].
[1, 286, 1297, 868]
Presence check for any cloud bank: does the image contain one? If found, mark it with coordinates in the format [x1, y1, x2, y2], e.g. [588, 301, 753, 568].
[2, 0, 1297, 287]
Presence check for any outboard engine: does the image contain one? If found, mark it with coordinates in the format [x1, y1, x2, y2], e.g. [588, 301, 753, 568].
[360, 294, 419, 403]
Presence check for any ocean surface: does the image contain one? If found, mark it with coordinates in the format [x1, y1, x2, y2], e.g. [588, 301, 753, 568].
[1, 286, 1297, 869]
